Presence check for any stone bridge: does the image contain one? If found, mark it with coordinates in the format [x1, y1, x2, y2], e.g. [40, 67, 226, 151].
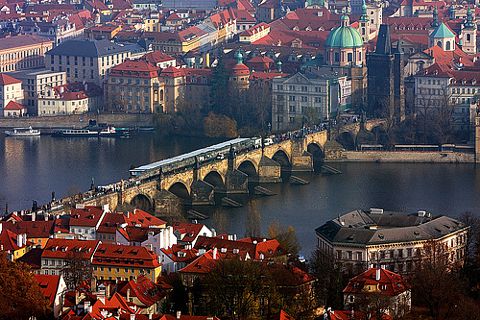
[63, 120, 383, 217]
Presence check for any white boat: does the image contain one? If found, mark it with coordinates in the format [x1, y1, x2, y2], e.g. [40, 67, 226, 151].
[5, 126, 41, 137]
[52, 126, 121, 137]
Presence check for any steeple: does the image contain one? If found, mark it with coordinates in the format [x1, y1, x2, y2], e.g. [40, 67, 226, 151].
[360, 0, 368, 22]
[375, 24, 392, 55]
[431, 7, 439, 28]
[234, 51, 243, 64]
[465, 7, 476, 29]
[448, 5, 456, 20]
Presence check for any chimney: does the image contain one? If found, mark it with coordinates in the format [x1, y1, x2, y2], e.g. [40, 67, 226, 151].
[212, 247, 218, 260]
[126, 288, 131, 301]
[16, 234, 23, 247]
[376, 267, 381, 281]
[31, 211, 36, 221]
[176, 311, 182, 319]
[130, 314, 135, 320]
[84, 300, 91, 313]
[102, 204, 110, 213]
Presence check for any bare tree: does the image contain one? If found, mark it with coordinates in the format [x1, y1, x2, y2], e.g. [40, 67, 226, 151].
[62, 251, 93, 290]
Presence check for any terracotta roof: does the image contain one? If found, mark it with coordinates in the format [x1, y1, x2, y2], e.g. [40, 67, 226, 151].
[69, 206, 106, 228]
[178, 249, 219, 274]
[159, 315, 220, 320]
[42, 238, 100, 260]
[172, 222, 208, 243]
[142, 51, 176, 65]
[326, 310, 392, 320]
[423, 45, 474, 68]
[34, 274, 61, 306]
[231, 62, 250, 76]
[98, 209, 166, 234]
[343, 268, 409, 297]
[92, 243, 160, 268]
[0, 228, 22, 251]
[110, 59, 159, 78]
[160, 244, 198, 263]
[118, 275, 169, 307]
[249, 71, 288, 80]
[4, 100, 25, 111]
[3, 220, 54, 238]
[0, 73, 21, 85]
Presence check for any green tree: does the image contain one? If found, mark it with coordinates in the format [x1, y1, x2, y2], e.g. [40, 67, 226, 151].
[0, 253, 50, 319]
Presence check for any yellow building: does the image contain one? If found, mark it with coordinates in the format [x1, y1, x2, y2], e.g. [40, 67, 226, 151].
[0, 228, 29, 261]
[0, 35, 53, 73]
[92, 243, 161, 283]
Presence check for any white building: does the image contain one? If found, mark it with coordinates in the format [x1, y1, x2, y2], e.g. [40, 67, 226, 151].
[315, 208, 469, 274]
[272, 72, 351, 132]
[45, 39, 148, 86]
[0, 74, 24, 116]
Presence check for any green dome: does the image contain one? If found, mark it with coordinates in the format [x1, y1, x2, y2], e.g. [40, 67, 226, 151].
[325, 24, 364, 49]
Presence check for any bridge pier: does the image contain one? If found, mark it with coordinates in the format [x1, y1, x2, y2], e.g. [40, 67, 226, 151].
[223, 169, 249, 194]
[191, 180, 215, 206]
[290, 140, 313, 172]
[257, 156, 282, 183]
[153, 189, 185, 219]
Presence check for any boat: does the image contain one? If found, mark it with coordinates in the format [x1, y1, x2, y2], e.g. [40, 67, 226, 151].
[5, 127, 41, 137]
[137, 127, 156, 133]
[52, 126, 121, 137]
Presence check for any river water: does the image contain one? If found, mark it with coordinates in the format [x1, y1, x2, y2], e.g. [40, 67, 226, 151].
[1, 133, 480, 256]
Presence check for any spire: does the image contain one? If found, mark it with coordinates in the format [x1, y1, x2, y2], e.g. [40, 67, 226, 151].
[340, 13, 350, 27]
[375, 24, 392, 55]
[432, 7, 439, 28]
[360, 0, 368, 22]
[465, 7, 476, 29]
[234, 51, 243, 64]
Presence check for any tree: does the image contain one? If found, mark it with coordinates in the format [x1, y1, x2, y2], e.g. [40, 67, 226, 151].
[203, 112, 238, 138]
[309, 247, 346, 309]
[204, 259, 277, 319]
[412, 240, 463, 320]
[267, 222, 300, 258]
[0, 252, 50, 319]
[62, 251, 93, 290]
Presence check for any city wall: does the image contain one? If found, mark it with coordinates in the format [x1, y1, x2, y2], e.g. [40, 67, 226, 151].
[326, 150, 475, 163]
[0, 113, 154, 129]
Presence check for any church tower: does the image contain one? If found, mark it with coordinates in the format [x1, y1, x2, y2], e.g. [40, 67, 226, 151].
[229, 51, 250, 91]
[461, 7, 477, 55]
[359, 0, 370, 43]
[367, 24, 405, 122]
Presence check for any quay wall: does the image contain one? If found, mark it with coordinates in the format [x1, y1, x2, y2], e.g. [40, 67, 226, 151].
[326, 151, 475, 163]
[0, 114, 155, 129]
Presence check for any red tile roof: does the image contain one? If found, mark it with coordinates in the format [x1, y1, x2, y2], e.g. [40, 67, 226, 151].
[172, 222, 208, 243]
[3, 220, 54, 239]
[142, 51, 176, 65]
[343, 268, 409, 297]
[249, 71, 288, 80]
[34, 274, 61, 306]
[0, 73, 21, 85]
[326, 310, 392, 320]
[160, 244, 199, 263]
[4, 100, 25, 111]
[159, 315, 220, 320]
[118, 275, 169, 307]
[0, 228, 22, 251]
[110, 59, 159, 78]
[42, 238, 100, 260]
[98, 210, 166, 235]
[92, 243, 160, 268]
[178, 249, 219, 274]
[69, 206, 106, 228]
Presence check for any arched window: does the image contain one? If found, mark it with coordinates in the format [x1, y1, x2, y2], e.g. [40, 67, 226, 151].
[446, 41, 451, 50]
[159, 89, 164, 101]
[467, 34, 471, 41]
[347, 53, 353, 62]
[334, 52, 340, 62]
[437, 41, 442, 48]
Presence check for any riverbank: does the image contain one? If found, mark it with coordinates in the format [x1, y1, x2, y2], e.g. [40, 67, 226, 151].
[0, 113, 155, 130]
[326, 150, 476, 163]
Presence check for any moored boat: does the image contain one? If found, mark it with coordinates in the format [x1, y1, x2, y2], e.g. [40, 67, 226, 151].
[52, 126, 121, 137]
[5, 126, 41, 137]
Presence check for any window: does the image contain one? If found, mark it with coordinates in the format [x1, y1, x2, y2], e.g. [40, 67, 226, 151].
[288, 95, 296, 101]
[315, 97, 321, 103]
[347, 52, 353, 62]
[289, 105, 296, 112]
[301, 86, 307, 92]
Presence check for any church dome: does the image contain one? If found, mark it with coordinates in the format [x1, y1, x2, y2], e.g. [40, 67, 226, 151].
[325, 15, 364, 49]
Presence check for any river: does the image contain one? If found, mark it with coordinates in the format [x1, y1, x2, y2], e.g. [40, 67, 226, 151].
[1, 133, 480, 256]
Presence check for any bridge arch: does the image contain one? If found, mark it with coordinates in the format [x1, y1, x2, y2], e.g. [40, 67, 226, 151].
[272, 149, 292, 169]
[237, 160, 258, 177]
[371, 125, 389, 145]
[203, 171, 226, 190]
[130, 194, 154, 212]
[168, 182, 190, 199]
[307, 142, 324, 167]
[337, 131, 356, 150]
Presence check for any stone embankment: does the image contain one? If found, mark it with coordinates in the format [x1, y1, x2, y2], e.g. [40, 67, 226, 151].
[326, 150, 475, 163]
[0, 113, 154, 130]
